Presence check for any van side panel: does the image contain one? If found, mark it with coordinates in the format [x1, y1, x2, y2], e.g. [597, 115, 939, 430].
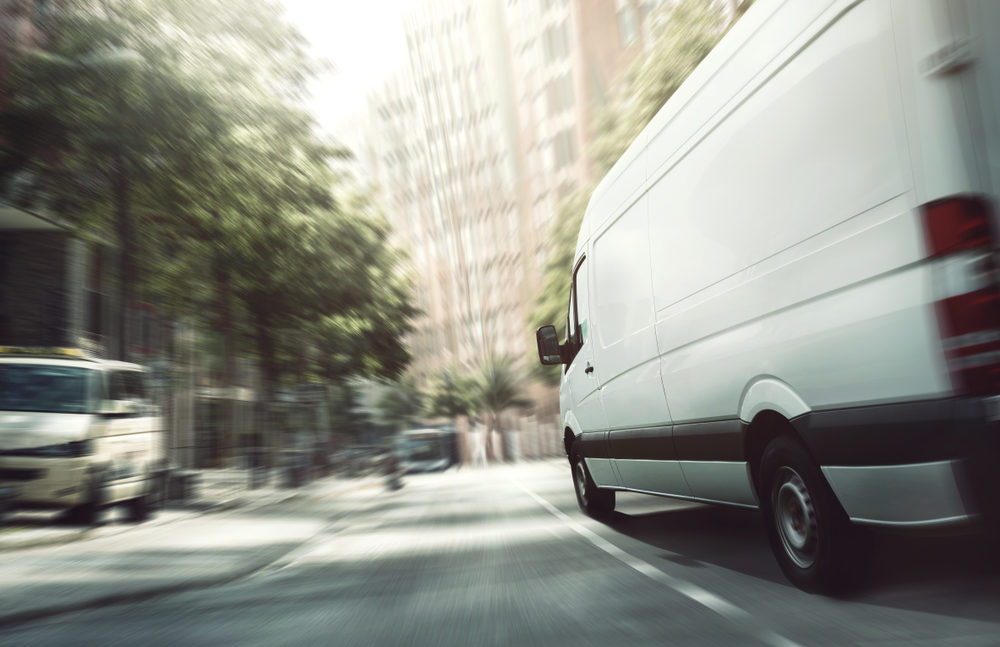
[569, 0, 996, 527]
[590, 196, 681, 493]
[648, 1, 948, 429]
[591, 196, 667, 431]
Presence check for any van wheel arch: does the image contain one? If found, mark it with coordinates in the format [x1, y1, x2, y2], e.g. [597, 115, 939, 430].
[563, 428, 576, 458]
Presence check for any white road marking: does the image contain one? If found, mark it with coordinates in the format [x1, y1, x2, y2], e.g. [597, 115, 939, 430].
[515, 481, 803, 647]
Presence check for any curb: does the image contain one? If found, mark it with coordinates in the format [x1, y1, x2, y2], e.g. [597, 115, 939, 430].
[0, 542, 305, 630]
[0, 526, 95, 553]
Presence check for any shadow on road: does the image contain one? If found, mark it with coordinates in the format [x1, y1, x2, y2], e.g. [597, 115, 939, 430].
[600, 498, 1000, 621]
[604, 502, 784, 584]
[857, 529, 1000, 620]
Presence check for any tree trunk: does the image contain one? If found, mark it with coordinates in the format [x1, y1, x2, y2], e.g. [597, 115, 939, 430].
[485, 413, 506, 463]
[113, 154, 134, 361]
[484, 416, 495, 463]
[495, 413, 507, 462]
[253, 298, 279, 470]
[212, 213, 238, 467]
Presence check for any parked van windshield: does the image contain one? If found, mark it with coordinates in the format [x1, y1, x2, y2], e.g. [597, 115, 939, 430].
[0, 365, 94, 414]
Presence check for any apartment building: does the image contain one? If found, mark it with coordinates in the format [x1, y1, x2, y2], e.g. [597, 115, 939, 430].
[367, 0, 665, 388]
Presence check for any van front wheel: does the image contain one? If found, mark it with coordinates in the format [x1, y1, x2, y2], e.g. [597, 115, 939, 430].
[759, 436, 860, 593]
[66, 474, 105, 526]
[571, 449, 614, 518]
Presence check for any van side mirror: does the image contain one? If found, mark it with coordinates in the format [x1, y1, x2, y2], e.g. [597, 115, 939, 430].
[536, 325, 564, 365]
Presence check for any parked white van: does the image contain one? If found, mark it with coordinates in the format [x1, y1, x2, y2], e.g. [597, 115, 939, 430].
[0, 347, 166, 524]
[536, 0, 1000, 592]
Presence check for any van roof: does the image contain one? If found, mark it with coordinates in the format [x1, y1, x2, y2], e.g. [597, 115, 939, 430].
[0, 353, 146, 371]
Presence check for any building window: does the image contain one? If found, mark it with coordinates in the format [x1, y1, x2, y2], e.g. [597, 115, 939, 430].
[617, 0, 638, 47]
[551, 128, 577, 169]
[545, 73, 574, 117]
[542, 21, 569, 63]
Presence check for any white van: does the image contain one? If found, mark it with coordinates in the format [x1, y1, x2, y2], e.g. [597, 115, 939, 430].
[0, 348, 166, 524]
[536, 0, 1000, 592]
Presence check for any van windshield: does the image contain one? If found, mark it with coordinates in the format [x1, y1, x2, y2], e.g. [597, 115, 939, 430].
[0, 365, 94, 414]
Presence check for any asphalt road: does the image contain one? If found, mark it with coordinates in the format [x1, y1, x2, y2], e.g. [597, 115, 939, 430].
[1, 460, 999, 646]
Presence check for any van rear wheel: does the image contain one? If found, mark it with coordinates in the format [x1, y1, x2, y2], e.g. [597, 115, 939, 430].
[571, 448, 614, 518]
[759, 436, 861, 593]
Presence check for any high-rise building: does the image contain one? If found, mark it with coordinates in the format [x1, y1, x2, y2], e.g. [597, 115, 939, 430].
[366, 0, 664, 390]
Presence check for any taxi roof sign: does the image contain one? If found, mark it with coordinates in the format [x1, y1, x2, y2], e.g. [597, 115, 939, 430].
[0, 346, 87, 358]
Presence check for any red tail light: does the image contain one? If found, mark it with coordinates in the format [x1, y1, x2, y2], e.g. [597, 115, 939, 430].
[923, 196, 994, 257]
[923, 196, 1000, 395]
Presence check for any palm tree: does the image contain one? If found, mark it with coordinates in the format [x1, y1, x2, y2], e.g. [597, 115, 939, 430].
[424, 370, 477, 420]
[474, 356, 532, 462]
[424, 369, 478, 465]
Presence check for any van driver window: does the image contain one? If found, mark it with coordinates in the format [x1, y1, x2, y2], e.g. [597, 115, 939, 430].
[566, 283, 577, 344]
[574, 257, 589, 344]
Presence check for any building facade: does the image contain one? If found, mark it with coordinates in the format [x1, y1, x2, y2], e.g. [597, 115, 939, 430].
[367, 0, 664, 395]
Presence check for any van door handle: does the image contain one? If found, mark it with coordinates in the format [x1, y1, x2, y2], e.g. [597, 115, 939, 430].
[585, 364, 594, 374]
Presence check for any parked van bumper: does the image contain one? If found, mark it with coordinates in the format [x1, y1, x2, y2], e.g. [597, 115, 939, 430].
[792, 398, 1000, 528]
[0, 456, 92, 510]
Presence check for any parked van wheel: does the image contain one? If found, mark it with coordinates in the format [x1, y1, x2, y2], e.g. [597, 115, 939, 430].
[66, 475, 105, 526]
[126, 486, 152, 523]
[759, 436, 860, 593]
[571, 451, 614, 518]
[126, 494, 150, 523]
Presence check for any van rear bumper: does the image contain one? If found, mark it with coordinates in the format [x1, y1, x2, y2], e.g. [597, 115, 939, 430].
[793, 398, 1000, 528]
[821, 460, 971, 526]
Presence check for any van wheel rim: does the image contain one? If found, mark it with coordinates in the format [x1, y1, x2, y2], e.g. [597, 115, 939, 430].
[574, 461, 588, 506]
[773, 467, 817, 568]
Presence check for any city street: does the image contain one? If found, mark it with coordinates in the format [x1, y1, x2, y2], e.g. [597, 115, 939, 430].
[0, 460, 998, 646]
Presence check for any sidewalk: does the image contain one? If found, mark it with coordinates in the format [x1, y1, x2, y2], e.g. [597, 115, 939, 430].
[0, 471, 386, 629]
[0, 468, 372, 553]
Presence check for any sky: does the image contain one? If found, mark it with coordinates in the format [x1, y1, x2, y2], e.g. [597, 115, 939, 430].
[280, 0, 416, 149]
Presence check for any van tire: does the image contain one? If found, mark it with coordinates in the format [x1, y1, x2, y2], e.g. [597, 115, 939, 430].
[759, 436, 861, 593]
[125, 494, 150, 523]
[571, 448, 614, 519]
[66, 474, 105, 527]
[126, 475, 161, 523]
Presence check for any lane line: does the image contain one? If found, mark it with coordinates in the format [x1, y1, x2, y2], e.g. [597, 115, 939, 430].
[515, 481, 803, 647]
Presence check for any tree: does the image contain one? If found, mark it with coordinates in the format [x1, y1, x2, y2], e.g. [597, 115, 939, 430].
[591, 0, 736, 176]
[1, 0, 417, 466]
[473, 355, 531, 462]
[424, 370, 477, 421]
[375, 377, 424, 434]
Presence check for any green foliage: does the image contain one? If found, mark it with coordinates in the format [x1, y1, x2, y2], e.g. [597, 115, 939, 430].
[470, 355, 531, 462]
[474, 355, 532, 417]
[0, 0, 416, 388]
[424, 370, 478, 420]
[421, 356, 529, 428]
[590, 0, 733, 176]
